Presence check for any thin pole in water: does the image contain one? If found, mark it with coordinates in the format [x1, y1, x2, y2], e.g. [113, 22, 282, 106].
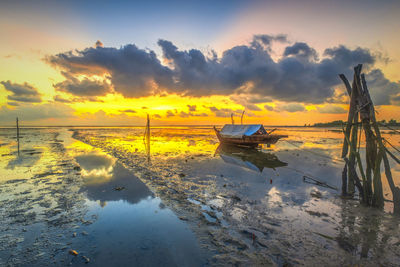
[16, 117, 20, 155]
[145, 114, 150, 162]
[231, 113, 234, 125]
[241, 110, 245, 125]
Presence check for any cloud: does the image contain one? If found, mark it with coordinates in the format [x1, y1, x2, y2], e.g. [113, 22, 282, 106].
[166, 110, 175, 117]
[187, 104, 196, 112]
[392, 95, 400, 102]
[229, 95, 263, 111]
[1, 81, 42, 103]
[178, 110, 207, 118]
[277, 103, 306, 112]
[157, 38, 378, 103]
[95, 40, 104, 48]
[7, 102, 20, 106]
[53, 74, 112, 97]
[208, 106, 242, 117]
[72, 110, 144, 126]
[250, 34, 288, 50]
[317, 104, 347, 114]
[119, 109, 136, 113]
[46, 43, 173, 98]
[47, 35, 388, 104]
[0, 103, 73, 123]
[365, 69, 400, 105]
[283, 42, 318, 61]
[53, 95, 72, 103]
[179, 111, 189, 118]
[264, 104, 274, 111]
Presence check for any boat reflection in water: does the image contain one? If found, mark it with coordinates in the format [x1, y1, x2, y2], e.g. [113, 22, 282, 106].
[215, 144, 287, 172]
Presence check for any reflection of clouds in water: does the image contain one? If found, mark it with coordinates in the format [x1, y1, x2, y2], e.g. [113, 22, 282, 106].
[75, 151, 153, 205]
[75, 152, 115, 184]
[75, 152, 115, 172]
[268, 187, 282, 203]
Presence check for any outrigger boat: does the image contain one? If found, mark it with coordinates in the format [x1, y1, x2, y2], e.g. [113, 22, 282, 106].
[214, 124, 287, 147]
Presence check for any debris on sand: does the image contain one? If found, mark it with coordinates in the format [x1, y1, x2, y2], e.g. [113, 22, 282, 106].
[69, 249, 78, 256]
[113, 186, 125, 191]
[82, 255, 90, 263]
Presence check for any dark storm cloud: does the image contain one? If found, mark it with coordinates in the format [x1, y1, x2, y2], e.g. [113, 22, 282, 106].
[365, 69, 400, 105]
[158, 39, 378, 103]
[250, 34, 288, 50]
[47, 36, 395, 105]
[0, 81, 42, 103]
[46, 43, 173, 98]
[283, 42, 318, 61]
[54, 75, 111, 97]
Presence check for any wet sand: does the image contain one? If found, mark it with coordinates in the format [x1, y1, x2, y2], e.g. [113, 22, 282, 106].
[0, 128, 207, 266]
[1, 126, 400, 266]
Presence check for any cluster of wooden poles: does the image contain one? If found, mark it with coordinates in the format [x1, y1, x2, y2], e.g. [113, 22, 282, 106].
[340, 64, 399, 212]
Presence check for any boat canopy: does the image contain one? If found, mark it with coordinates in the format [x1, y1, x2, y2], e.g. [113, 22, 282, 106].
[219, 124, 266, 138]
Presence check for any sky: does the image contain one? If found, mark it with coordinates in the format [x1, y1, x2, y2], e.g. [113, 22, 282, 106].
[1, 0, 400, 126]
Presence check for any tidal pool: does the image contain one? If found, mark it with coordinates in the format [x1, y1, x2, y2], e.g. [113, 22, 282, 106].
[0, 128, 208, 266]
[1, 126, 399, 266]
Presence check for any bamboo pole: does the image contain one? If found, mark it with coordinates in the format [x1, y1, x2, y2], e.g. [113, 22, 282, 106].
[16, 117, 20, 155]
[145, 114, 150, 162]
[348, 109, 359, 196]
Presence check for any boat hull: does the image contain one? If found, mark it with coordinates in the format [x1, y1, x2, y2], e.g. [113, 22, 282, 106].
[214, 126, 287, 147]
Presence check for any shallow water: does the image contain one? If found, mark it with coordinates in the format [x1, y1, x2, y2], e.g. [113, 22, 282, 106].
[1, 126, 400, 266]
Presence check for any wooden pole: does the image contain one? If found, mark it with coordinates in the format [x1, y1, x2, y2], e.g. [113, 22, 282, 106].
[231, 113, 234, 125]
[241, 110, 245, 125]
[360, 74, 386, 208]
[145, 114, 150, 162]
[16, 117, 20, 155]
[339, 74, 357, 158]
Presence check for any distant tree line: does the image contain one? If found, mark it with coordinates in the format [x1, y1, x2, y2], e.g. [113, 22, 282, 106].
[311, 119, 400, 127]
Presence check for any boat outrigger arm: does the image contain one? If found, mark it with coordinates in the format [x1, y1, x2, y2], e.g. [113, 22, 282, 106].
[214, 124, 287, 147]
